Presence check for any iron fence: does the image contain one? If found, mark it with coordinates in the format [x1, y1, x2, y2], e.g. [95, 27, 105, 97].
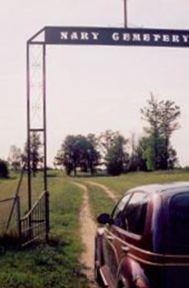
[0, 165, 49, 247]
[0, 196, 20, 236]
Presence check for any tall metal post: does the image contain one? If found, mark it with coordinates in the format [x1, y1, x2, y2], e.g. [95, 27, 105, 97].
[27, 42, 32, 212]
[43, 44, 48, 192]
[123, 0, 128, 28]
[42, 44, 49, 241]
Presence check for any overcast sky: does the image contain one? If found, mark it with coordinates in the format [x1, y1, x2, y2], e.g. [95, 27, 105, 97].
[1, 0, 189, 166]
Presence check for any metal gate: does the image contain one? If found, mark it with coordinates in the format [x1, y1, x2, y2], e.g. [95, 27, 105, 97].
[20, 190, 49, 247]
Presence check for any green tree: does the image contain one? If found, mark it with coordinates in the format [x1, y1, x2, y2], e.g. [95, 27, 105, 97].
[141, 94, 161, 170]
[141, 94, 180, 170]
[159, 100, 180, 169]
[24, 132, 42, 176]
[85, 134, 101, 175]
[99, 130, 117, 158]
[128, 135, 147, 172]
[103, 132, 128, 176]
[55, 134, 100, 176]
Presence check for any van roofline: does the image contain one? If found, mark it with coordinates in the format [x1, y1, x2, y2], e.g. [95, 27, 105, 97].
[126, 182, 189, 195]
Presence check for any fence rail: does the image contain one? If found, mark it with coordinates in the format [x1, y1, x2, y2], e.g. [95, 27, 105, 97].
[0, 196, 20, 236]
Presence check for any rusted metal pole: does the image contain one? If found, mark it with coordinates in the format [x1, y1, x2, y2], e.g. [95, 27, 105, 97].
[42, 43, 50, 241]
[43, 44, 48, 192]
[27, 42, 32, 212]
[123, 0, 128, 28]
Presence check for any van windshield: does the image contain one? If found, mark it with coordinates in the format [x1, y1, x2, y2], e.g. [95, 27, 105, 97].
[167, 192, 189, 254]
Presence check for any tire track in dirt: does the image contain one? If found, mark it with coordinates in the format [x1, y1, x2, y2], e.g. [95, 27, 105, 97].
[86, 180, 118, 203]
[71, 182, 98, 288]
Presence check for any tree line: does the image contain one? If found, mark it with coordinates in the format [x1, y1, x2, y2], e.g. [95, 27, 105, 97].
[0, 94, 181, 178]
[54, 94, 181, 176]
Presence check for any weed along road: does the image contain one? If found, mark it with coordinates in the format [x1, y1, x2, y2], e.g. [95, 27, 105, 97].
[71, 181, 98, 288]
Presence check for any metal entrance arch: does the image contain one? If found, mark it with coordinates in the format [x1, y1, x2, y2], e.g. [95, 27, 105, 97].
[27, 26, 189, 237]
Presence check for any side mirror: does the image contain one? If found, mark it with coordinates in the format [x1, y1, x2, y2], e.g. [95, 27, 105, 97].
[97, 213, 112, 224]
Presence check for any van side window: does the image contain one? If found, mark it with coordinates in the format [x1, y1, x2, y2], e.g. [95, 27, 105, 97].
[112, 194, 131, 228]
[168, 192, 189, 253]
[124, 192, 148, 235]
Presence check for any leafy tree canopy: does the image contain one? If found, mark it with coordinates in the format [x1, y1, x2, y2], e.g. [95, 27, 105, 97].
[55, 134, 100, 176]
[141, 94, 180, 170]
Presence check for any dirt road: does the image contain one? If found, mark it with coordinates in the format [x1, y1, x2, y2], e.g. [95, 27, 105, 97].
[72, 182, 98, 288]
[71, 180, 118, 287]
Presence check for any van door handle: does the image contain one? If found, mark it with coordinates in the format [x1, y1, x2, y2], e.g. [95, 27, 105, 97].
[107, 235, 114, 241]
[121, 245, 130, 253]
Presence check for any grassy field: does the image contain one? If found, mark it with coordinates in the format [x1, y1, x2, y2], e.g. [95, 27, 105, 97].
[79, 170, 189, 198]
[1, 169, 189, 287]
[0, 172, 88, 288]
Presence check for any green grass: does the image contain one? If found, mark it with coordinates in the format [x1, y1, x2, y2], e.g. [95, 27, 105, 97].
[0, 172, 89, 288]
[79, 169, 189, 197]
[86, 184, 114, 220]
[1, 169, 189, 287]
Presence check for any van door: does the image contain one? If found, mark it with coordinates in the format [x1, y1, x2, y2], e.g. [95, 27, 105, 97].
[104, 192, 148, 286]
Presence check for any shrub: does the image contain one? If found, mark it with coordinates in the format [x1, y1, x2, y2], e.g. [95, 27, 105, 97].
[0, 159, 9, 178]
